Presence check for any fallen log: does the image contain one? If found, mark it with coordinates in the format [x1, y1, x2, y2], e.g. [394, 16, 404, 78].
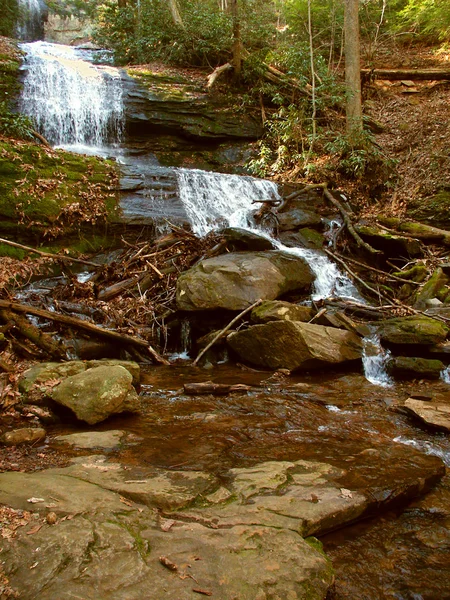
[0, 237, 101, 268]
[0, 300, 169, 365]
[183, 382, 252, 395]
[0, 309, 66, 359]
[362, 68, 450, 81]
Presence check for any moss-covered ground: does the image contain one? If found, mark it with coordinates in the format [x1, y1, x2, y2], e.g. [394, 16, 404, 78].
[0, 137, 121, 251]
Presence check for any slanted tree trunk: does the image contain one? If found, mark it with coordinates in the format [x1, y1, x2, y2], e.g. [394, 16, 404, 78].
[168, 0, 184, 27]
[344, 0, 363, 136]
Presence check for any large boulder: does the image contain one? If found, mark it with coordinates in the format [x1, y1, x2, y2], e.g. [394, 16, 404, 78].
[176, 251, 315, 311]
[227, 320, 363, 370]
[377, 316, 449, 346]
[387, 356, 445, 380]
[51, 366, 140, 425]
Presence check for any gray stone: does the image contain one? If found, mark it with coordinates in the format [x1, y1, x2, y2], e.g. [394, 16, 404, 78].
[227, 320, 363, 370]
[278, 208, 323, 231]
[176, 250, 314, 311]
[19, 361, 86, 395]
[51, 366, 140, 424]
[86, 359, 140, 385]
[217, 227, 276, 251]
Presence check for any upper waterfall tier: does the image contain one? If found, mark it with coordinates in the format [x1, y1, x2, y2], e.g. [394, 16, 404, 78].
[17, 0, 46, 41]
[19, 42, 124, 148]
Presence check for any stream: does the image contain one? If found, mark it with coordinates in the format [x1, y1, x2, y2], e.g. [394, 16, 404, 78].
[14, 39, 450, 599]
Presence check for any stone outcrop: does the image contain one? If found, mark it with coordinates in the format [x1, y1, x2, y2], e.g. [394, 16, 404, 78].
[377, 315, 449, 346]
[404, 398, 450, 432]
[51, 365, 140, 424]
[176, 250, 314, 311]
[0, 427, 46, 446]
[227, 320, 363, 370]
[387, 356, 445, 379]
[123, 71, 263, 141]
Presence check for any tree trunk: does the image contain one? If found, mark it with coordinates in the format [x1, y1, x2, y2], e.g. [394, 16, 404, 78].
[168, 0, 184, 27]
[230, 0, 241, 80]
[344, 0, 363, 136]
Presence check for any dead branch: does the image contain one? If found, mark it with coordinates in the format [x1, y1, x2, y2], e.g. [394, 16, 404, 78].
[362, 68, 450, 81]
[0, 300, 169, 365]
[30, 129, 52, 148]
[297, 184, 382, 255]
[0, 237, 101, 268]
[183, 382, 252, 395]
[192, 299, 262, 366]
[207, 63, 233, 89]
[335, 253, 421, 285]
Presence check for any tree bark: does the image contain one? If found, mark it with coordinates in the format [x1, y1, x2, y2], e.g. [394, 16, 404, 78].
[361, 68, 450, 80]
[230, 0, 241, 80]
[168, 0, 184, 27]
[344, 0, 363, 136]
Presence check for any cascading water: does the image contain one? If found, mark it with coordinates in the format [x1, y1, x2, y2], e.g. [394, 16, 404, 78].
[176, 168, 362, 301]
[362, 334, 393, 387]
[19, 41, 124, 150]
[441, 366, 450, 384]
[17, 0, 45, 41]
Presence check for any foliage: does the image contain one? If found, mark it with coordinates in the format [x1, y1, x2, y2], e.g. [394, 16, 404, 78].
[93, 0, 278, 66]
[0, 0, 20, 37]
[395, 0, 450, 41]
[0, 102, 35, 141]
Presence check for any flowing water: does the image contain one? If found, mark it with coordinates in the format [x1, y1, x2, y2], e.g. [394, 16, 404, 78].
[16, 0, 45, 41]
[19, 41, 124, 149]
[16, 39, 450, 598]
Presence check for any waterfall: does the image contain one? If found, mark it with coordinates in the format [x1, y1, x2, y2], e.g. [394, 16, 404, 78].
[176, 168, 362, 301]
[362, 334, 393, 387]
[19, 41, 124, 150]
[441, 366, 450, 384]
[17, 0, 45, 41]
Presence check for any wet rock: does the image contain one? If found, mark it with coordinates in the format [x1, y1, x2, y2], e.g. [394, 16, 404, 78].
[404, 398, 450, 432]
[377, 315, 449, 346]
[278, 208, 323, 231]
[176, 250, 314, 311]
[217, 227, 275, 251]
[414, 267, 449, 310]
[279, 228, 325, 249]
[227, 320, 363, 370]
[355, 224, 423, 257]
[251, 300, 314, 324]
[0, 428, 46, 446]
[51, 366, 140, 425]
[387, 356, 445, 379]
[53, 430, 138, 451]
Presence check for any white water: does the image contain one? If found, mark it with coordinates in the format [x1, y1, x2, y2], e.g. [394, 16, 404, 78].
[19, 41, 124, 147]
[362, 334, 394, 387]
[176, 168, 362, 301]
[17, 0, 44, 41]
[441, 366, 450, 384]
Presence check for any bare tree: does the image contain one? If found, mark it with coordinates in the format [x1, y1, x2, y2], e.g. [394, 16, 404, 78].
[230, 0, 241, 79]
[344, 0, 363, 136]
[168, 0, 184, 27]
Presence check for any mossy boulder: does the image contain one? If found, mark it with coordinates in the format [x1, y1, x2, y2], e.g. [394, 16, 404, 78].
[51, 365, 140, 424]
[176, 250, 314, 311]
[413, 268, 449, 310]
[355, 224, 422, 257]
[387, 356, 445, 380]
[377, 316, 449, 346]
[407, 189, 450, 226]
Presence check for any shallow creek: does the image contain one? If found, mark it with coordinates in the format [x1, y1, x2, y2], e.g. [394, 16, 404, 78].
[46, 364, 450, 599]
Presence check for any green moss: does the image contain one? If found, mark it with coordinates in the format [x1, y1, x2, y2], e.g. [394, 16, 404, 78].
[0, 43, 22, 105]
[393, 265, 428, 283]
[0, 139, 120, 242]
[407, 190, 450, 224]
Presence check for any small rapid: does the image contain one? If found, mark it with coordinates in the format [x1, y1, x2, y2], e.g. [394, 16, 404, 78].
[176, 167, 362, 302]
[19, 41, 124, 148]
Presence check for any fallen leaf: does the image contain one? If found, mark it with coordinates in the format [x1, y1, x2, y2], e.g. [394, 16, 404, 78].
[340, 488, 353, 499]
[192, 589, 213, 596]
[160, 518, 176, 532]
[119, 496, 133, 507]
[27, 498, 45, 504]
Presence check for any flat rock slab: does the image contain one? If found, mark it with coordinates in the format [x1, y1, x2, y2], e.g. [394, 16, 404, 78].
[404, 398, 450, 432]
[53, 430, 142, 450]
